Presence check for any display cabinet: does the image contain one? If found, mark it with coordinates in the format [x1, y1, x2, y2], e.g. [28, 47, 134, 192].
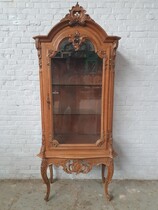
[34, 3, 120, 201]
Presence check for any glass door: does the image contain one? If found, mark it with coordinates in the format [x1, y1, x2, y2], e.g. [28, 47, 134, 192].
[51, 39, 102, 144]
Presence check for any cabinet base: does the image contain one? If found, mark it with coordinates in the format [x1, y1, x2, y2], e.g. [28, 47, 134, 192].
[41, 157, 114, 201]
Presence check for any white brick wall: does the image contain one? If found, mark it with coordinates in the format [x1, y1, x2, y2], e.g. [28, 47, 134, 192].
[0, 0, 158, 179]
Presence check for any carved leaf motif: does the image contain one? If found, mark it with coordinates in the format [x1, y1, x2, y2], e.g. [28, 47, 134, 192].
[63, 160, 92, 174]
[51, 158, 113, 174]
[69, 31, 87, 51]
[61, 2, 93, 26]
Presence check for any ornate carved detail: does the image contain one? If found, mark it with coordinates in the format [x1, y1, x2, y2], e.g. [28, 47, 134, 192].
[97, 50, 106, 59]
[63, 160, 92, 174]
[69, 31, 87, 51]
[110, 42, 118, 70]
[96, 138, 105, 147]
[49, 135, 59, 147]
[52, 139, 59, 147]
[47, 49, 57, 58]
[61, 2, 93, 26]
[96, 131, 110, 147]
[51, 158, 113, 174]
[107, 132, 113, 156]
[35, 38, 42, 69]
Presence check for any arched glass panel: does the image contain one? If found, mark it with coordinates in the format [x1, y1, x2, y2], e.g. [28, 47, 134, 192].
[51, 39, 102, 144]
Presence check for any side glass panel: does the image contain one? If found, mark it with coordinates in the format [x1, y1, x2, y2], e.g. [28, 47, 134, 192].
[51, 39, 102, 144]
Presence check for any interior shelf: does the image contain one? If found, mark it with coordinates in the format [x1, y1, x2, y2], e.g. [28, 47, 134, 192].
[53, 113, 101, 115]
[52, 84, 102, 86]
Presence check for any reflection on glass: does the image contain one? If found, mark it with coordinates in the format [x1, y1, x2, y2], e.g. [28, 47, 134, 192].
[52, 39, 102, 144]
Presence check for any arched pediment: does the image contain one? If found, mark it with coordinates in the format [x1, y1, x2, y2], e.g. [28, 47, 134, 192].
[33, 3, 120, 44]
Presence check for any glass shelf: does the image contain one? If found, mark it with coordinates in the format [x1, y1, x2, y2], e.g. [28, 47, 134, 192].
[52, 84, 102, 86]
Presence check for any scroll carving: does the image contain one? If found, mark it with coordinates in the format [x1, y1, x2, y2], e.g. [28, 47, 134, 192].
[61, 2, 93, 26]
[51, 139, 59, 147]
[51, 158, 113, 174]
[49, 134, 60, 147]
[97, 50, 106, 59]
[96, 138, 105, 147]
[110, 42, 118, 70]
[35, 38, 42, 69]
[63, 160, 92, 174]
[69, 31, 87, 51]
[47, 49, 57, 58]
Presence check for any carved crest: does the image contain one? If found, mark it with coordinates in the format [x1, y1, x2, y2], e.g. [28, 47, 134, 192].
[61, 2, 93, 26]
[69, 31, 87, 51]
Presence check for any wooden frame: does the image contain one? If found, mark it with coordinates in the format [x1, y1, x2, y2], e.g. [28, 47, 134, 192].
[33, 3, 120, 201]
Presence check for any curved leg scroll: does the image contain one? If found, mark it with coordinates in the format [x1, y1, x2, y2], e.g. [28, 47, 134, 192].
[49, 164, 53, 183]
[102, 164, 105, 183]
[41, 159, 50, 201]
[104, 159, 114, 201]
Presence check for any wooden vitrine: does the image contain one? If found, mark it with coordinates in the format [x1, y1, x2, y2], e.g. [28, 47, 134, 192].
[34, 3, 120, 201]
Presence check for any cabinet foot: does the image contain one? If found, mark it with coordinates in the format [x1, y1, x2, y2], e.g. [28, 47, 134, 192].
[49, 164, 53, 183]
[41, 159, 50, 201]
[101, 164, 105, 183]
[104, 159, 114, 201]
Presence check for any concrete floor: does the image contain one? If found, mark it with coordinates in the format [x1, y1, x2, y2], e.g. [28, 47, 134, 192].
[0, 180, 158, 210]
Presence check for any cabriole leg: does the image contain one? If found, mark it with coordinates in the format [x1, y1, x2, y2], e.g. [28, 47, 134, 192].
[101, 164, 105, 183]
[41, 159, 50, 201]
[49, 164, 53, 183]
[104, 159, 114, 201]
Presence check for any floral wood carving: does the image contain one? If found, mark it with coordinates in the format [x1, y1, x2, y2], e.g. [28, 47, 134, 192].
[35, 38, 42, 69]
[64, 160, 92, 174]
[61, 2, 93, 26]
[50, 158, 113, 174]
[69, 31, 87, 51]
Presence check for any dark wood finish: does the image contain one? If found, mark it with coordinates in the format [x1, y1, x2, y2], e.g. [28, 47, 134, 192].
[34, 3, 120, 201]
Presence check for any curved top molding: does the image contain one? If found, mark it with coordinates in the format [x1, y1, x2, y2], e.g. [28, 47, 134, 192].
[33, 3, 121, 43]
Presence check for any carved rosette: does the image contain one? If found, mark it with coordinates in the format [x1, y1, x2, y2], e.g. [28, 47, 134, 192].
[35, 38, 42, 69]
[61, 2, 93, 26]
[63, 160, 92, 174]
[69, 31, 87, 51]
